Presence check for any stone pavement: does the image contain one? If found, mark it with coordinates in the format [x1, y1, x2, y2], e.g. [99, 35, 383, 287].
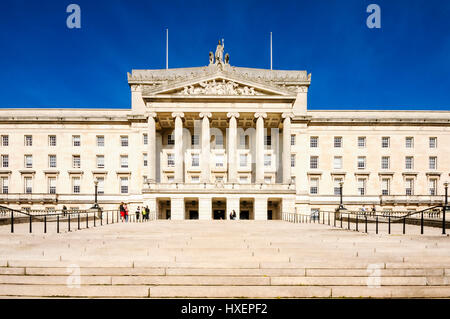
[0, 220, 450, 298]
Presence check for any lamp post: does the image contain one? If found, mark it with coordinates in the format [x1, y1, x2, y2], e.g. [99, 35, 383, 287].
[339, 181, 346, 210]
[443, 181, 448, 235]
[90, 179, 99, 210]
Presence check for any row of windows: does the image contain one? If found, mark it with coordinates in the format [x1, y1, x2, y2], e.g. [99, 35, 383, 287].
[0, 134, 149, 147]
[309, 177, 440, 196]
[309, 156, 439, 170]
[168, 134, 297, 147]
[309, 136, 438, 148]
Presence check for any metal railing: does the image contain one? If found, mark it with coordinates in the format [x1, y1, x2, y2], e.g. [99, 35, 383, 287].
[0, 205, 158, 234]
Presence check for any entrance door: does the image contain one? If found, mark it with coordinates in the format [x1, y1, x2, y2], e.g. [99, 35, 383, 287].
[213, 210, 225, 220]
[166, 209, 171, 220]
[240, 210, 249, 220]
[268, 210, 273, 220]
[189, 210, 198, 220]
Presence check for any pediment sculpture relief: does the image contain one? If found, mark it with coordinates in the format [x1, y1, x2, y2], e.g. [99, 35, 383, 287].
[176, 79, 264, 96]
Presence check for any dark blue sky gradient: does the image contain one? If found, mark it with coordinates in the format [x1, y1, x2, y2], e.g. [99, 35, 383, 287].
[0, 0, 449, 110]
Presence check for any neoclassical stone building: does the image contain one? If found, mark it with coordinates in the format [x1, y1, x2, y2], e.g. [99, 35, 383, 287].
[0, 45, 449, 219]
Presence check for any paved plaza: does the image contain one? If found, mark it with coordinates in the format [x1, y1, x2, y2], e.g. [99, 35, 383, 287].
[0, 220, 450, 298]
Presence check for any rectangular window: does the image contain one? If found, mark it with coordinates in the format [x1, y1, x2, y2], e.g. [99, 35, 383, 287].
[264, 176, 272, 184]
[429, 157, 437, 170]
[215, 134, 224, 147]
[334, 178, 343, 196]
[264, 135, 271, 146]
[310, 156, 318, 169]
[310, 178, 319, 194]
[168, 133, 174, 145]
[240, 135, 249, 148]
[121, 136, 128, 147]
[1, 135, 8, 147]
[143, 134, 148, 145]
[429, 137, 437, 148]
[97, 136, 105, 147]
[1, 155, 8, 168]
[333, 156, 342, 170]
[381, 178, 390, 195]
[334, 137, 342, 148]
[49, 135, 56, 146]
[405, 179, 414, 196]
[96, 155, 104, 169]
[310, 136, 318, 148]
[167, 153, 175, 167]
[358, 137, 366, 148]
[25, 135, 32, 146]
[357, 156, 366, 170]
[72, 177, 80, 193]
[143, 153, 148, 167]
[120, 177, 128, 194]
[24, 177, 32, 194]
[215, 154, 224, 167]
[291, 134, 296, 146]
[264, 154, 271, 167]
[429, 179, 437, 196]
[191, 176, 200, 183]
[240, 154, 247, 167]
[25, 155, 32, 168]
[48, 155, 56, 168]
[48, 177, 56, 194]
[73, 135, 80, 147]
[357, 178, 366, 196]
[405, 137, 414, 148]
[381, 156, 390, 170]
[120, 155, 128, 168]
[191, 135, 199, 146]
[1, 177, 8, 194]
[291, 154, 296, 168]
[239, 176, 248, 184]
[97, 177, 105, 194]
[382, 137, 390, 148]
[167, 175, 174, 183]
[192, 153, 200, 167]
[405, 156, 414, 170]
[72, 155, 81, 169]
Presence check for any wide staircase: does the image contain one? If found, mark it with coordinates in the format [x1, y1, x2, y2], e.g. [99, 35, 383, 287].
[0, 220, 450, 298]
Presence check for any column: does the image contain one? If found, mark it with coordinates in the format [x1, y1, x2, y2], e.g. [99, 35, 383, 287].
[147, 112, 157, 183]
[282, 112, 293, 184]
[227, 112, 239, 183]
[254, 112, 267, 183]
[172, 112, 184, 183]
[254, 197, 268, 220]
[199, 197, 212, 220]
[199, 112, 212, 183]
[171, 197, 185, 220]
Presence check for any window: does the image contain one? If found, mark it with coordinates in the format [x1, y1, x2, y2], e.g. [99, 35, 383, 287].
[357, 156, 366, 170]
[120, 155, 128, 168]
[48, 155, 56, 168]
[215, 154, 224, 167]
[239, 176, 248, 184]
[381, 178, 390, 196]
[291, 135, 296, 146]
[191, 135, 199, 146]
[143, 153, 148, 167]
[73, 135, 80, 147]
[264, 154, 271, 167]
[405, 179, 414, 196]
[192, 153, 199, 167]
[429, 137, 437, 148]
[168, 133, 174, 145]
[24, 177, 32, 194]
[97, 177, 105, 194]
[72, 155, 81, 169]
[96, 155, 104, 169]
[405, 156, 414, 170]
[405, 137, 414, 148]
[264, 135, 271, 146]
[334, 178, 343, 195]
[25, 155, 32, 168]
[143, 134, 148, 145]
[290, 177, 296, 185]
[215, 134, 224, 147]
[429, 157, 437, 170]
[358, 137, 366, 148]
[167, 153, 175, 167]
[357, 178, 366, 196]
[291, 154, 296, 168]
[239, 135, 249, 148]
[310, 156, 318, 169]
[167, 175, 174, 183]
[381, 137, 390, 148]
[72, 177, 80, 193]
[191, 176, 200, 183]
[240, 154, 247, 167]
[429, 179, 437, 196]
[310, 136, 318, 148]
[97, 136, 105, 147]
[48, 177, 56, 194]
[334, 137, 342, 148]
[25, 135, 32, 146]
[121, 136, 128, 147]
[1, 177, 8, 194]
[310, 178, 319, 194]
[216, 176, 223, 182]
[1, 155, 8, 168]
[333, 156, 342, 170]
[120, 177, 128, 194]
[264, 176, 272, 184]
[381, 156, 390, 170]
[48, 135, 56, 146]
[1, 135, 8, 147]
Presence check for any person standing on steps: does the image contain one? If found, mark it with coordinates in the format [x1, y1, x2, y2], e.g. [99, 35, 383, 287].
[119, 202, 125, 222]
[145, 205, 150, 220]
[62, 205, 67, 217]
[232, 210, 237, 220]
[135, 206, 141, 222]
[124, 203, 129, 222]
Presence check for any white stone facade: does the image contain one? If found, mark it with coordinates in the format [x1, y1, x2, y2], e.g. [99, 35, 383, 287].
[0, 52, 449, 218]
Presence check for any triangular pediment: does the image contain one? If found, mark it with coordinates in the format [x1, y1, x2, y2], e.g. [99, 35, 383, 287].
[141, 72, 295, 98]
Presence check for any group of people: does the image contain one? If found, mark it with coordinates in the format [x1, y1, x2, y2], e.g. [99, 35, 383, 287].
[229, 210, 237, 220]
[119, 202, 151, 222]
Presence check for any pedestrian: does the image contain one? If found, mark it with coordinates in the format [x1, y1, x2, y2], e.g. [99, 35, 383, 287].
[232, 210, 237, 220]
[371, 205, 376, 217]
[124, 203, 129, 222]
[62, 205, 67, 217]
[119, 202, 125, 222]
[136, 206, 141, 222]
[229, 211, 233, 220]
[145, 205, 150, 220]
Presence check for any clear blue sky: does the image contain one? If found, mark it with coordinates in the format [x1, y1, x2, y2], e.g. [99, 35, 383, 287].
[0, 0, 449, 110]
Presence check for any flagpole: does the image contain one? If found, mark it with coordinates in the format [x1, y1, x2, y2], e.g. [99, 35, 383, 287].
[270, 32, 273, 70]
[166, 28, 169, 69]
